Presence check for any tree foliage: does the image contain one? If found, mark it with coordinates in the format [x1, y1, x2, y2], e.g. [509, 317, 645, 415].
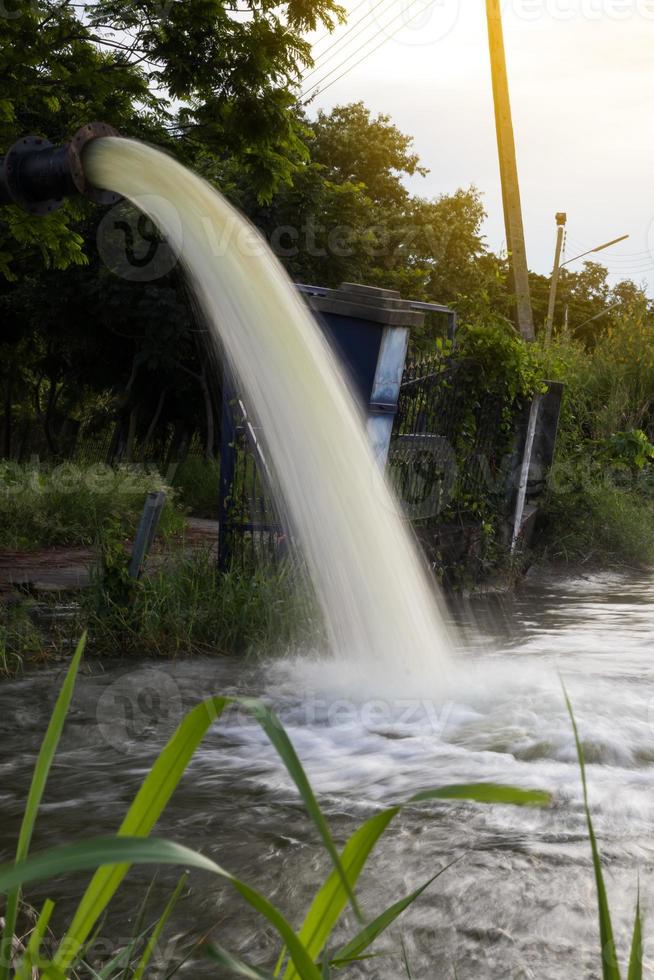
[2, 0, 652, 467]
[0, 0, 344, 275]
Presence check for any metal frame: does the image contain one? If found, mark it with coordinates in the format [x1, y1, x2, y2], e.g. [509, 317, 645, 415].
[294, 285, 458, 342]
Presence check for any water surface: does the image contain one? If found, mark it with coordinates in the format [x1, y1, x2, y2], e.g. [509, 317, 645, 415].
[2, 570, 654, 978]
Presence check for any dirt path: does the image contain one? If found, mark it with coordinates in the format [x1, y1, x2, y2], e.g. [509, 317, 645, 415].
[0, 519, 219, 594]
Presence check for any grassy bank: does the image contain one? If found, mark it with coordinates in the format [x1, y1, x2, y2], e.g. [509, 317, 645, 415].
[85, 547, 323, 658]
[0, 457, 322, 679]
[0, 603, 45, 678]
[538, 465, 654, 567]
[536, 320, 654, 568]
[170, 456, 221, 518]
[0, 549, 322, 679]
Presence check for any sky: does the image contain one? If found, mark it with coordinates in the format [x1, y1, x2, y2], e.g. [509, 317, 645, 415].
[303, 0, 654, 293]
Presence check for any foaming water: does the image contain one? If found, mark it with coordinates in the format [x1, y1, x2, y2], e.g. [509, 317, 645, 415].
[2, 572, 654, 977]
[87, 138, 452, 694]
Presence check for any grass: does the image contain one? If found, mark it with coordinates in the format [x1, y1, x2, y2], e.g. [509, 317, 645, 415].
[0, 462, 184, 551]
[84, 548, 323, 658]
[0, 549, 322, 680]
[540, 469, 654, 567]
[0, 640, 549, 978]
[534, 328, 654, 568]
[563, 684, 643, 980]
[0, 603, 46, 678]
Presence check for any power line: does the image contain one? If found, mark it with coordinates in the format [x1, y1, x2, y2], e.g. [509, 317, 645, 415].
[303, 0, 434, 99]
[561, 236, 654, 274]
[301, 0, 438, 102]
[566, 235, 652, 261]
[303, 0, 395, 83]
[562, 255, 654, 273]
[310, 0, 371, 51]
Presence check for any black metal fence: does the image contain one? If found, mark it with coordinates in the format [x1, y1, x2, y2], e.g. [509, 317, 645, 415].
[388, 356, 520, 525]
[3, 353, 529, 569]
[217, 389, 285, 568]
[217, 354, 525, 567]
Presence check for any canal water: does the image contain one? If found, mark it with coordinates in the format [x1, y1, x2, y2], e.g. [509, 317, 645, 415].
[2, 569, 654, 978]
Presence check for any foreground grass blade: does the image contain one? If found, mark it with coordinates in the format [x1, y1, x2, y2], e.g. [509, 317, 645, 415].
[237, 697, 360, 920]
[332, 867, 452, 966]
[408, 784, 551, 807]
[627, 888, 642, 980]
[48, 694, 347, 974]
[283, 781, 549, 980]
[163, 930, 211, 980]
[283, 808, 399, 980]
[46, 698, 229, 973]
[563, 686, 621, 980]
[84, 926, 152, 980]
[0, 836, 321, 980]
[132, 874, 187, 980]
[14, 897, 55, 979]
[121, 875, 158, 980]
[0, 633, 86, 980]
[205, 943, 274, 978]
[400, 936, 413, 980]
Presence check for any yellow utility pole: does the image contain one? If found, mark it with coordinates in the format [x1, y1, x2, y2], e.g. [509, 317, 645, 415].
[485, 0, 535, 342]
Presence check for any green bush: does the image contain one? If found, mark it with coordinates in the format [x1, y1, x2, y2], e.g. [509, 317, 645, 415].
[0, 463, 184, 550]
[600, 429, 654, 474]
[539, 321, 654, 448]
[170, 456, 220, 517]
[456, 320, 546, 403]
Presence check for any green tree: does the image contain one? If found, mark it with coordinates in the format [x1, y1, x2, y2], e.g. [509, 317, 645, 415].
[308, 101, 427, 205]
[0, 0, 345, 457]
[0, 0, 344, 278]
[530, 261, 652, 346]
[245, 102, 497, 353]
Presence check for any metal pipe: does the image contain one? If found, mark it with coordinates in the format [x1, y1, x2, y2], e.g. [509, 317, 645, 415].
[0, 122, 120, 215]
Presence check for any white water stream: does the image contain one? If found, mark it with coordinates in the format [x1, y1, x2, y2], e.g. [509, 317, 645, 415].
[87, 137, 453, 695]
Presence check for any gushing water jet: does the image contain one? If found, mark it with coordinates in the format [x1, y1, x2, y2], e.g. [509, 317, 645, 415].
[1, 127, 454, 695]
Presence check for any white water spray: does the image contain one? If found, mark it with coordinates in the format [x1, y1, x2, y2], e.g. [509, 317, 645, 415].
[88, 138, 453, 694]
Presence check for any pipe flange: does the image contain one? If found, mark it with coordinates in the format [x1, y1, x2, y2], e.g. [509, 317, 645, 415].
[2, 134, 59, 216]
[68, 122, 121, 205]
